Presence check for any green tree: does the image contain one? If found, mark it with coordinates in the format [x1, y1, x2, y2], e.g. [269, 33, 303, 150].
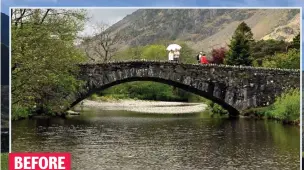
[290, 33, 300, 50]
[113, 46, 143, 61]
[251, 39, 289, 66]
[262, 48, 300, 69]
[225, 22, 253, 66]
[176, 42, 196, 63]
[11, 9, 87, 115]
[142, 44, 167, 60]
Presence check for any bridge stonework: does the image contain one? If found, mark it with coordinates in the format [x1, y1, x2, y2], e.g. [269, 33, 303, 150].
[68, 61, 299, 116]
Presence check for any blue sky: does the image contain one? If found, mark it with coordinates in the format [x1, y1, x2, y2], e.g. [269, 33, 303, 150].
[2, 0, 304, 14]
[2, 0, 304, 67]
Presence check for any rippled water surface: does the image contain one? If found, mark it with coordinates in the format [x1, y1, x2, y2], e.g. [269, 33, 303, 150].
[12, 109, 300, 169]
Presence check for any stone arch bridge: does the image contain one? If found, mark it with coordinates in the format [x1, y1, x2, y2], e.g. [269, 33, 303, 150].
[67, 61, 299, 116]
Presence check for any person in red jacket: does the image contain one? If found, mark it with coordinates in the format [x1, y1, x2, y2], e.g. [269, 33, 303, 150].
[200, 54, 208, 64]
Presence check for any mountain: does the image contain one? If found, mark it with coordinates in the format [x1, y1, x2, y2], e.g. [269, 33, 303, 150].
[1, 13, 9, 85]
[103, 9, 300, 52]
[262, 12, 300, 42]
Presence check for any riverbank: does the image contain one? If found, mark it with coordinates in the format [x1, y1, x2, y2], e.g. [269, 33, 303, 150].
[242, 106, 300, 126]
[80, 98, 299, 125]
[78, 99, 208, 114]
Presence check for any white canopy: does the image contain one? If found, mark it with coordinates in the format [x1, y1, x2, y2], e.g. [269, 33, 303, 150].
[166, 44, 182, 51]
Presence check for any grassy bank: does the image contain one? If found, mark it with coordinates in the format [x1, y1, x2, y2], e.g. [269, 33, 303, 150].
[241, 89, 300, 125]
[1, 153, 8, 170]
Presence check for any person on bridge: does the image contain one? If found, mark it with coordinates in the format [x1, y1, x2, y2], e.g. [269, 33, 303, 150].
[168, 50, 174, 62]
[196, 52, 203, 63]
[173, 50, 180, 63]
[200, 54, 209, 64]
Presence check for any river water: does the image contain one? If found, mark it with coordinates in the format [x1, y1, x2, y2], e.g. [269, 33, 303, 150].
[12, 108, 299, 169]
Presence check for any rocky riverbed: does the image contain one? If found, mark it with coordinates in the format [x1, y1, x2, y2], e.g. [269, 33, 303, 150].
[79, 99, 208, 114]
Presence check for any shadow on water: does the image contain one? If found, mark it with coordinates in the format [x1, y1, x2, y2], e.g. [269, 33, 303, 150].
[12, 108, 299, 169]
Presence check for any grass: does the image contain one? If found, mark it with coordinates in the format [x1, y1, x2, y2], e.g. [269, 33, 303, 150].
[241, 106, 271, 117]
[1, 153, 8, 170]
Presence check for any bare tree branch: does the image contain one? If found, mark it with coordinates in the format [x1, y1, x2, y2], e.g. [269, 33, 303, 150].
[82, 22, 120, 62]
[40, 9, 51, 24]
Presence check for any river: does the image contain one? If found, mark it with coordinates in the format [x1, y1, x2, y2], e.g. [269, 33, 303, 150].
[12, 102, 299, 169]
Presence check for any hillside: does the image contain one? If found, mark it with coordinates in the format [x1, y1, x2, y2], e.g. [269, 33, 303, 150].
[262, 12, 300, 42]
[105, 9, 300, 52]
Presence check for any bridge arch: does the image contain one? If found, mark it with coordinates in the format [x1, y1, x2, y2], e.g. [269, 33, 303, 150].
[70, 76, 240, 116]
[65, 61, 299, 116]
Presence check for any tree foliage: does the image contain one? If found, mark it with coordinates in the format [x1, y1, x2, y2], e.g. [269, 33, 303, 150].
[142, 45, 167, 60]
[177, 42, 196, 63]
[290, 33, 300, 50]
[210, 47, 227, 64]
[251, 39, 289, 66]
[11, 9, 87, 114]
[256, 34, 300, 69]
[113, 42, 196, 63]
[262, 49, 300, 69]
[225, 22, 253, 66]
[99, 81, 206, 102]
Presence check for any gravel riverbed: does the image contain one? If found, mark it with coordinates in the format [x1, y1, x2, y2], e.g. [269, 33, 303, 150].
[80, 99, 208, 114]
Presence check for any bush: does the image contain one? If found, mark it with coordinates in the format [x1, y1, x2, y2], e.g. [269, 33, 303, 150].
[208, 101, 228, 116]
[210, 47, 227, 64]
[89, 93, 99, 100]
[267, 89, 300, 122]
[11, 105, 31, 120]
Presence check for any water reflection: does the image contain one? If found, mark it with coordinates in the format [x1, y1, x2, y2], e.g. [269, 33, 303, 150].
[12, 109, 299, 169]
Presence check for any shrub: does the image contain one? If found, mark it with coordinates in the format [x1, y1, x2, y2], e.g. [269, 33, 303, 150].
[12, 105, 31, 120]
[267, 89, 300, 122]
[211, 47, 227, 64]
[208, 101, 228, 116]
[89, 93, 99, 100]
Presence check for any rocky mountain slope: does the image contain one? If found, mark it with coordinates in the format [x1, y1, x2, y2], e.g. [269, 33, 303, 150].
[105, 9, 300, 52]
